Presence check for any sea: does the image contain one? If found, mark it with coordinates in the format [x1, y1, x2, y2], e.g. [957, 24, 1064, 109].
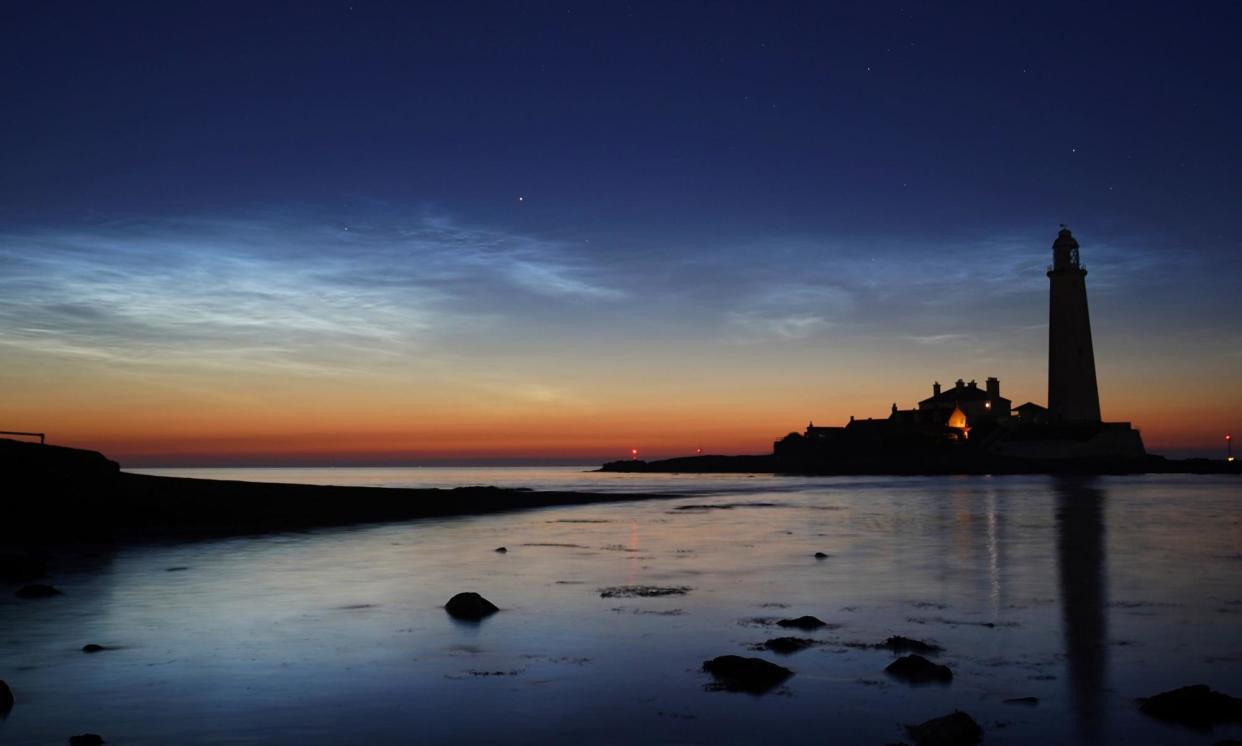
[1, 468, 1239, 745]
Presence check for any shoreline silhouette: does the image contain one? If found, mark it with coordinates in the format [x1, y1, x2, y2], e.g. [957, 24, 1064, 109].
[0, 438, 675, 543]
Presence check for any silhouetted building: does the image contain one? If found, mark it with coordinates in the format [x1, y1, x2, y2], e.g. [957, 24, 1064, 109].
[918, 377, 1011, 423]
[773, 227, 1145, 466]
[1048, 228, 1102, 422]
[1014, 401, 1049, 423]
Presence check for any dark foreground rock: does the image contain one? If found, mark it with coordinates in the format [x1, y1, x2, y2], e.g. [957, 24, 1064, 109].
[763, 637, 817, 655]
[906, 711, 983, 746]
[776, 615, 827, 630]
[1, 679, 13, 712]
[886, 654, 953, 684]
[69, 735, 105, 746]
[1138, 684, 1242, 728]
[15, 583, 62, 599]
[880, 635, 943, 654]
[1003, 696, 1039, 705]
[445, 592, 499, 621]
[813, 552, 829, 559]
[702, 655, 793, 694]
[82, 644, 108, 653]
[494, 546, 507, 553]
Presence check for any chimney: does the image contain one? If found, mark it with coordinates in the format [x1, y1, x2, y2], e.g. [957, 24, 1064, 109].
[955, 378, 965, 389]
[986, 377, 1000, 398]
[933, 381, 941, 396]
[968, 379, 977, 388]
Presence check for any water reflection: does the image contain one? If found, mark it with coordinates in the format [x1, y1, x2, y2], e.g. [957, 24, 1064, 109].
[6, 474, 1240, 745]
[1055, 477, 1108, 743]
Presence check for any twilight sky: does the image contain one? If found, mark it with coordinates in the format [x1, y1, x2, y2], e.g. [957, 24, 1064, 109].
[2, 2, 1239, 464]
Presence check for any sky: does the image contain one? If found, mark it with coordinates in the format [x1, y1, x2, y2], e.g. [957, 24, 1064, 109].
[1, 1, 1239, 465]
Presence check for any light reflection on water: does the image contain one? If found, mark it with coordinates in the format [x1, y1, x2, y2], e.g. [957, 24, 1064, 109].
[1, 473, 1240, 745]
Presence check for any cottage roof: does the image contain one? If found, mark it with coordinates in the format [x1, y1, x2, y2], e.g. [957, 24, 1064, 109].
[918, 386, 1011, 407]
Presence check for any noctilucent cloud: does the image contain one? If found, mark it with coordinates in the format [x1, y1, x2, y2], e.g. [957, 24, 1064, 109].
[2, 3, 1239, 464]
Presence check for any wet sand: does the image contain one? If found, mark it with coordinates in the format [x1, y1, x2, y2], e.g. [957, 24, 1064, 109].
[3, 472, 1241, 744]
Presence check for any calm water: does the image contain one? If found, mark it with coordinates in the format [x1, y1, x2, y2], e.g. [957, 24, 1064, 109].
[2, 470, 1240, 745]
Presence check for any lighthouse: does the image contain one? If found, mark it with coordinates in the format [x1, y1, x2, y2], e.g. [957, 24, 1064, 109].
[1047, 227, 1102, 422]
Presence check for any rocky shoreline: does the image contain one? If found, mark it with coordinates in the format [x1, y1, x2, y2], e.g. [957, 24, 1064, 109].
[600, 452, 1240, 475]
[0, 438, 674, 544]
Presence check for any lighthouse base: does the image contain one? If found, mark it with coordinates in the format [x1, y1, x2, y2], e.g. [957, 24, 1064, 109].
[986, 422, 1146, 461]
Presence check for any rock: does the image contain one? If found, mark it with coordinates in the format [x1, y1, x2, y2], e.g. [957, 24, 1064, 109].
[82, 644, 107, 653]
[881, 635, 943, 654]
[702, 655, 793, 693]
[494, 546, 507, 553]
[763, 637, 817, 655]
[885, 654, 953, 684]
[1138, 684, 1242, 728]
[0, 552, 46, 580]
[69, 736, 105, 746]
[814, 552, 829, 559]
[598, 585, 691, 598]
[776, 615, 827, 630]
[1, 679, 13, 712]
[906, 711, 983, 746]
[15, 583, 62, 599]
[444, 592, 499, 620]
[1003, 696, 1039, 705]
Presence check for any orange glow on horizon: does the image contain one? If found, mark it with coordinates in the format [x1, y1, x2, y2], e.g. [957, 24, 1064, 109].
[2, 331, 1235, 465]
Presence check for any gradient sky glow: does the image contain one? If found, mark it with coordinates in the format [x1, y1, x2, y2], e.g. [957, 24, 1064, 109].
[2, 2, 1239, 464]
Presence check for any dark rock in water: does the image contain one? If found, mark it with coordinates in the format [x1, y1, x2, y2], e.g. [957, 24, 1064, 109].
[0, 552, 46, 580]
[1003, 696, 1039, 705]
[598, 585, 691, 598]
[69, 736, 105, 746]
[82, 644, 107, 653]
[702, 655, 793, 693]
[763, 637, 817, 655]
[494, 546, 507, 553]
[906, 711, 982, 746]
[444, 592, 499, 620]
[814, 552, 829, 559]
[16, 583, 62, 599]
[881, 635, 943, 654]
[1138, 684, 1242, 728]
[886, 654, 953, 684]
[1, 679, 13, 712]
[164, 566, 190, 572]
[776, 615, 827, 630]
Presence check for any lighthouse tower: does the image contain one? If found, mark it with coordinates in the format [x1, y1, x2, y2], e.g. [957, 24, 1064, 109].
[1047, 227, 1101, 422]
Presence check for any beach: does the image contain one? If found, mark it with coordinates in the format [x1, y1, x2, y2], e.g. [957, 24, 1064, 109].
[3, 467, 1240, 744]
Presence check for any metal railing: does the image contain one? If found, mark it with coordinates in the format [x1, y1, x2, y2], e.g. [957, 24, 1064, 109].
[0, 430, 45, 444]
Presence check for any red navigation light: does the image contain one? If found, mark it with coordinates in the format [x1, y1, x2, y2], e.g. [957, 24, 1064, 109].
[630, 448, 638, 459]
[1227, 434, 1233, 441]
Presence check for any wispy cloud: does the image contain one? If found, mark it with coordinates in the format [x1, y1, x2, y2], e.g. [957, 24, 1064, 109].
[0, 213, 624, 375]
[724, 282, 854, 342]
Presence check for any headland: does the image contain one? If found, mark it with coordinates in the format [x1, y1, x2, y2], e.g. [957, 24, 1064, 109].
[0, 437, 673, 544]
